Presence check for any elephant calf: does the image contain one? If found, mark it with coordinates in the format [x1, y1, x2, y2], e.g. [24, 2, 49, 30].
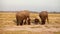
[34, 18, 39, 25]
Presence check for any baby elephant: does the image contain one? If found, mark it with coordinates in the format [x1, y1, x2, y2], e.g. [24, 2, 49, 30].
[34, 18, 40, 25]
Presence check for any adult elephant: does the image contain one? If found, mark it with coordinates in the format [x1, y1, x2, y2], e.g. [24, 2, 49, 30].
[16, 10, 30, 26]
[39, 11, 49, 25]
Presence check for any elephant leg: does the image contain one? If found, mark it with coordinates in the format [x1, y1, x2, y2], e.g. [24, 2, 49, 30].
[24, 19, 26, 25]
[27, 18, 30, 25]
[20, 20, 23, 25]
[16, 19, 20, 26]
[17, 21, 19, 26]
[41, 20, 45, 25]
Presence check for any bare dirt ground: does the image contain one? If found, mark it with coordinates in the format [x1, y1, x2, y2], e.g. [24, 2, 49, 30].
[2, 24, 60, 32]
[0, 12, 60, 34]
[1, 24, 60, 34]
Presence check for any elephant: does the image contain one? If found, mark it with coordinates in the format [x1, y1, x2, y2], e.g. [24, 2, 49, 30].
[39, 11, 49, 25]
[34, 18, 39, 25]
[16, 10, 30, 26]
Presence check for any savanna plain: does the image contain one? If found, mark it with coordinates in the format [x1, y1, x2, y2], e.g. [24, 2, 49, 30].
[0, 11, 60, 34]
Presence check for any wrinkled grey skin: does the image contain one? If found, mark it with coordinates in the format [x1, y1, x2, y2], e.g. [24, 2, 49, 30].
[16, 10, 30, 26]
[39, 11, 49, 25]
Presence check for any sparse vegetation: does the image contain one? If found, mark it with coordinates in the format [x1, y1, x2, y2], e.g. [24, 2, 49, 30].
[54, 31, 60, 34]
[0, 12, 60, 34]
[30, 26, 42, 28]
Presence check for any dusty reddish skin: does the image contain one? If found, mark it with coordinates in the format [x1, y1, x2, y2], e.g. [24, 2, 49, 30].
[39, 11, 49, 25]
[16, 10, 30, 26]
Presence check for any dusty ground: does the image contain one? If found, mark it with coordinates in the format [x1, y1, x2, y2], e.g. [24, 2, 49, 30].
[0, 12, 60, 34]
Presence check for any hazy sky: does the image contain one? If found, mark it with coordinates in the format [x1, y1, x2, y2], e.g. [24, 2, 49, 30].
[0, 0, 60, 12]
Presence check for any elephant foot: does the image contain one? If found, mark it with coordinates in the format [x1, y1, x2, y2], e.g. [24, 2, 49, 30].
[17, 23, 20, 26]
[35, 24, 38, 25]
[20, 23, 23, 26]
[41, 23, 45, 25]
[28, 24, 30, 25]
[17, 24, 19, 26]
[20, 22, 23, 26]
[33, 22, 38, 25]
[28, 22, 30, 25]
[24, 22, 26, 25]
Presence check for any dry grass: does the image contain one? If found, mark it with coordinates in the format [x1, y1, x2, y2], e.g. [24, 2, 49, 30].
[0, 12, 60, 34]
[2, 30, 41, 34]
[54, 31, 60, 34]
[0, 12, 60, 26]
